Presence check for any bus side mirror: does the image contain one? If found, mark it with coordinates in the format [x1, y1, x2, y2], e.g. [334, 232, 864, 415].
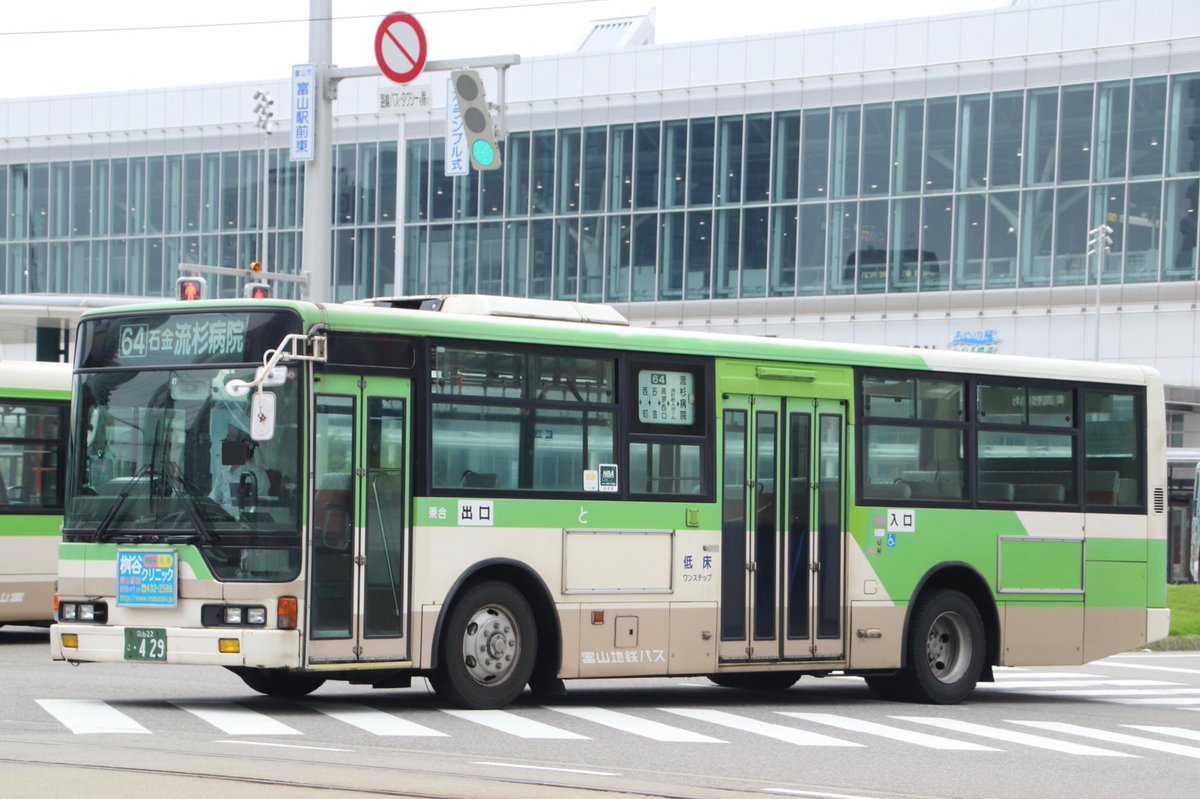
[250, 392, 276, 441]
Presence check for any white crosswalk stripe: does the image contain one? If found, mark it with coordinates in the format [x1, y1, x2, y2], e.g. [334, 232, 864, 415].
[30, 695, 1200, 761]
[977, 679, 1182, 690]
[306, 702, 447, 736]
[661, 708, 860, 747]
[1009, 720, 1200, 759]
[1125, 725, 1200, 743]
[546, 706, 724, 742]
[36, 698, 150, 735]
[777, 712, 998, 751]
[173, 701, 302, 735]
[441, 708, 589, 739]
[892, 716, 1136, 757]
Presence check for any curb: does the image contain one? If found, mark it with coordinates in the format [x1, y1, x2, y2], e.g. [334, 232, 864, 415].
[1143, 635, 1200, 652]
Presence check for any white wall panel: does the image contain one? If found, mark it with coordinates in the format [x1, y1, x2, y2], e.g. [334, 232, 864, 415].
[1027, 7, 1066, 55]
[803, 32, 835, 77]
[993, 10, 1030, 59]
[863, 26, 897, 73]
[831, 29, 865, 74]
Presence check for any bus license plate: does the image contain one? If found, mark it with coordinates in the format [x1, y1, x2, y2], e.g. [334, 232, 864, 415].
[124, 628, 167, 661]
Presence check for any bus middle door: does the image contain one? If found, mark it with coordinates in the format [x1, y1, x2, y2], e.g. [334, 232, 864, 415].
[308, 374, 412, 666]
[719, 392, 846, 663]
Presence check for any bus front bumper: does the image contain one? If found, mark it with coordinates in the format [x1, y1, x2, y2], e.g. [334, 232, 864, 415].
[51, 623, 302, 668]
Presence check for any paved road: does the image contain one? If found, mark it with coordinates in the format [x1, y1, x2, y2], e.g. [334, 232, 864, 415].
[3, 625, 1199, 798]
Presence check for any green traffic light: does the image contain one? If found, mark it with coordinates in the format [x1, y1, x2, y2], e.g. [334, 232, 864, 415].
[472, 140, 495, 167]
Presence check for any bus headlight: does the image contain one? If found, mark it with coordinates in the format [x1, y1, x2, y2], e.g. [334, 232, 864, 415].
[202, 604, 268, 627]
[58, 602, 108, 623]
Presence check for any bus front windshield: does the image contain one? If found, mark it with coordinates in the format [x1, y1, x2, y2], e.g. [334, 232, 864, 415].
[66, 366, 302, 580]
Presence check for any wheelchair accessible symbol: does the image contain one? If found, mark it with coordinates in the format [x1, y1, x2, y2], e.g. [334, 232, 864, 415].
[887, 534, 897, 548]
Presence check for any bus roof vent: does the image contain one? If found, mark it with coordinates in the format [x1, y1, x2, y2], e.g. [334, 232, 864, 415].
[349, 295, 629, 326]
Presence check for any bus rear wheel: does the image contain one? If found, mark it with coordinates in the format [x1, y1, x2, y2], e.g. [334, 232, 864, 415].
[228, 667, 325, 698]
[430, 581, 537, 709]
[895, 589, 985, 704]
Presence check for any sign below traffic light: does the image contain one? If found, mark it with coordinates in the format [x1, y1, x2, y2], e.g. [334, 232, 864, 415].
[450, 69, 500, 171]
[176, 275, 207, 301]
[244, 282, 271, 299]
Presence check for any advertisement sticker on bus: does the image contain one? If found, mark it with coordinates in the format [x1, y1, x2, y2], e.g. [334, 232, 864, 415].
[117, 550, 178, 607]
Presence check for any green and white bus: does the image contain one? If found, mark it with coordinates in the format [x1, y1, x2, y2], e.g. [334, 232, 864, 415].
[0, 360, 71, 627]
[52, 296, 1169, 707]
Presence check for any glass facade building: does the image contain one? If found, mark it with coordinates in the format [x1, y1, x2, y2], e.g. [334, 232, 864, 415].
[1, 0, 1199, 375]
[4, 74, 1197, 304]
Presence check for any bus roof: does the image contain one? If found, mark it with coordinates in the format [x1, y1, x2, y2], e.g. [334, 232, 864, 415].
[78, 297, 1157, 387]
[0, 359, 72, 392]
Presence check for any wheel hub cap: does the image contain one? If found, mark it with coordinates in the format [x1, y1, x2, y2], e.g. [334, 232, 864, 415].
[461, 606, 519, 686]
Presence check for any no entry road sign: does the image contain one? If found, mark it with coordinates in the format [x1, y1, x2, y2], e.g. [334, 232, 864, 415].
[375, 12, 427, 84]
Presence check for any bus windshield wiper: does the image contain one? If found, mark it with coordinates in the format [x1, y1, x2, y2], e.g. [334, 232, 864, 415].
[93, 464, 152, 543]
[161, 468, 221, 547]
[95, 412, 168, 543]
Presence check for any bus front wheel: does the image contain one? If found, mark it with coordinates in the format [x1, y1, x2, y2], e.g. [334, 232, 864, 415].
[431, 581, 537, 709]
[895, 589, 985, 704]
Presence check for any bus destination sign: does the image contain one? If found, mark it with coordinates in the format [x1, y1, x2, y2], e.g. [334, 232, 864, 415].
[637, 369, 695, 425]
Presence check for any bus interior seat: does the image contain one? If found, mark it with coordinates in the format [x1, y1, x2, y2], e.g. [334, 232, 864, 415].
[978, 481, 1015, 501]
[1086, 470, 1120, 504]
[1116, 477, 1139, 505]
[459, 470, 498, 488]
[1013, 483, 1066, 502]
[265, 468, 283, 497]
[315, 472, 352, 550]
[865, 482, 912, 501]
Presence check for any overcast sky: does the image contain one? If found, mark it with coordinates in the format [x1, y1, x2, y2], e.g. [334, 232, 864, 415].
[0, 0, 1007, 100]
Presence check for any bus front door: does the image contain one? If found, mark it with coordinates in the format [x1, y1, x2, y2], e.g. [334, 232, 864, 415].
[719, 395, 846, 663]
[307, 374, 412, 665]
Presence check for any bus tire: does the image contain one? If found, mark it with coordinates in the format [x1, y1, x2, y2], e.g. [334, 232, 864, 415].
[431, 581, 537, 709]
[228, 667, 325, 698]
[708, 672, 801, 691]
[897, 589, 985, 704]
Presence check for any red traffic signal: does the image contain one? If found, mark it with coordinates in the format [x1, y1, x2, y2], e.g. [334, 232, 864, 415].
[244, 282, 271, 299]
[176, 275, 207, 301]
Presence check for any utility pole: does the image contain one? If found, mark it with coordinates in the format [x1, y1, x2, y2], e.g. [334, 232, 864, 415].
[301, 0, 334, 301]
[1086, 224, 1114, 361]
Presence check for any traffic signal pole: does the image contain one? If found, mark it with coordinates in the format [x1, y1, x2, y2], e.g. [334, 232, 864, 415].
[300, 1, 518, 302]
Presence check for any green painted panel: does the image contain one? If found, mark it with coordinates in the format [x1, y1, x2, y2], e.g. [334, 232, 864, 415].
[999, 538, 1084, 592]
[1147, 539, 1168, 607]
[1087, 560, 1148, 607]
[1086, 537, 1147, 563]
[0, 516, 62, 537]
[0, 387, 69, 400]
[58, 542, 213, 581]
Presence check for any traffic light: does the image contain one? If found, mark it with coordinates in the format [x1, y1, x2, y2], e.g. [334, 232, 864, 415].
[176, 275, 206, 301]
[244, 282, 271, 299]
[450, 69, 501, 171]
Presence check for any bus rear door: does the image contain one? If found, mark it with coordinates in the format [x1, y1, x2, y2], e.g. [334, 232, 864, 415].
[719, 391, 847, 663]
[307, 374, 412, 664]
